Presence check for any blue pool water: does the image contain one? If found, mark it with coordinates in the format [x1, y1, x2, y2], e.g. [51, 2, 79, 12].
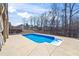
[22, 33, 62, 43]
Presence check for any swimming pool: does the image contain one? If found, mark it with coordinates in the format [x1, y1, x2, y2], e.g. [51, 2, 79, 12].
[22, 33, 63, 45]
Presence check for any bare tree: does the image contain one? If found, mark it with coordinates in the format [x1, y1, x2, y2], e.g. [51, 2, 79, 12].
[28, 3, 79, 38]
[64, 3, 68, 36]
[50, 4, 59, 34]
[68, 3, 79, 37]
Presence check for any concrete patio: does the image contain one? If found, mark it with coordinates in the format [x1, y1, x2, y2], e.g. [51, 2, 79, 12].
[0, 34, 79, 56]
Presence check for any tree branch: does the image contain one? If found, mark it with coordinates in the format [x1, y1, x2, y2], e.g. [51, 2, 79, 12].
[71, 3, 75, 10]
[72, 9, 79, 16]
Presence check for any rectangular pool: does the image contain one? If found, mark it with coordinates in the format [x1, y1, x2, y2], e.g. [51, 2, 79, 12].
[22, 33, 63, 45]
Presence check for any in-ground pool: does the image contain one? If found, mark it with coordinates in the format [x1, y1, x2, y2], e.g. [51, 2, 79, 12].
[22, 33, 63, 45]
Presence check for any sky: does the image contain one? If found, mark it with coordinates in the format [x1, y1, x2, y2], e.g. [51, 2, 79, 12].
[8, 3, 51, 26]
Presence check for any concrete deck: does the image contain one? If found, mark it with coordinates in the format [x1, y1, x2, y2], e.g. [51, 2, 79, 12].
[0, 34, 79, 56]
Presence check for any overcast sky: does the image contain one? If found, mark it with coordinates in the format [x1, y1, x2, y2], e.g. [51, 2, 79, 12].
[8, 3, 51, 26]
